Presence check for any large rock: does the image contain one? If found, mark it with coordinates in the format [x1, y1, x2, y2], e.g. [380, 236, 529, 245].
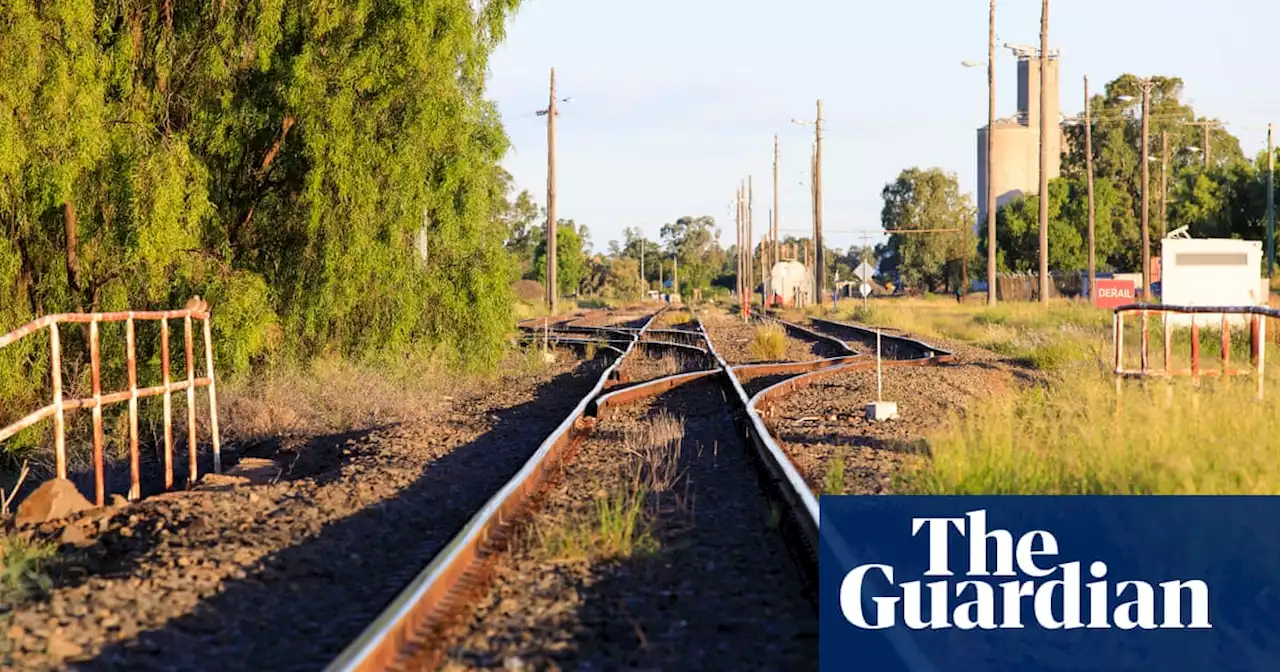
[15, 478, 93, 527]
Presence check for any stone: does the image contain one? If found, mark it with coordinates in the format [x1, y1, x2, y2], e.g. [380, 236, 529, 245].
[110, 494, 129, 509]
[15, 479, 93, 527]
[59, 523, 94, 548]
[45, 633, 84, 659]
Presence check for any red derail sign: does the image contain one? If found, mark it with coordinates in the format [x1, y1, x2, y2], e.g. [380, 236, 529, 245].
[1095, 279, 1136, 308]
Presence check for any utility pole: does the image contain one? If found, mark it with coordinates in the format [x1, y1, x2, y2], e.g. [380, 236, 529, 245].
[773, 135, 780, 267]
[1183, 120, 1221, 169]
[640, 236, 645, 296]
[810, 143, 817, 305]
[961, 223, 969, 295]
[765, 210, 773, 306]
[738, 183, 746, 317]
[814, 99, 825, 300]
[1204, 124, 1211, 169]
[1037, 0, 1050, 306]
[544, 67, 558, 313]
[1085, 75, 1096, 304]
[737, 185, 747, 305]
[986, 0, 997, 306]
[1140, 80, 1152, 298]
[749, 176, 755, 310]
[1268, 122, 1275, 278]
[673, 253, 679, 301]
[1161, 130, 1169, 241]
[759, 233, 767, 310]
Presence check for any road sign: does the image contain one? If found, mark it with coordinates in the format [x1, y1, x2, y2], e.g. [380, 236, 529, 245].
[1094, 279, 1136, 309]
[853, 262, 875, 282]
[859, 283, 871, 298]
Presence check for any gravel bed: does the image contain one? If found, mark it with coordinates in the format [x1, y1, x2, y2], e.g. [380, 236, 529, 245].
[617, 343, 716, 383]
[810, 317, 1002, 363]
[1, 350, 608, 671]
[702, 310, 843, 365]
[766, 360, 1021, 495]
[568, 309, 650, 329]
[442, 379, 816, 670]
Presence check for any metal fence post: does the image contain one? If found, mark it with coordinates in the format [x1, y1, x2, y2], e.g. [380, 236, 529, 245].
[49, 322, 66, 480]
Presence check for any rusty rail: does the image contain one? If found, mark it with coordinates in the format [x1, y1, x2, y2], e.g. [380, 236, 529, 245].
[328, 308, 946, 672]
[722, 316, 945, 672]
[808, 316, 953, 362]
[0, 303, 221, 504]
[1113, 303, 1277, 399]
[325, 308, 665, 672]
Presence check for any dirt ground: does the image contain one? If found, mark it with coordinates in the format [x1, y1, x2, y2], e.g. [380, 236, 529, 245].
[1, 348, 609, 671]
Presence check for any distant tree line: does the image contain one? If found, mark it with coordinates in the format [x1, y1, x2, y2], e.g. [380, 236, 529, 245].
[880, 73, 1279, 291]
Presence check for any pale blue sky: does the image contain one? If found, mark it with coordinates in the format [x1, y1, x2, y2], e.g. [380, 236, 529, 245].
[486, 0, 1278, 253]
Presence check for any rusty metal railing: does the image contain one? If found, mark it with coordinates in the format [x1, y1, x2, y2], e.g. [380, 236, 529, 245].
[0, 301, 221, 505]
[1112, 303, 1280, 399]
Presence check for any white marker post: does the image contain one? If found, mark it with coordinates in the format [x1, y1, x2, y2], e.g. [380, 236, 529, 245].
[866, 328, 899, 421]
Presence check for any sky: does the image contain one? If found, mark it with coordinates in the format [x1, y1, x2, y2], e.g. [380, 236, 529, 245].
[485, 0, 1279, 254]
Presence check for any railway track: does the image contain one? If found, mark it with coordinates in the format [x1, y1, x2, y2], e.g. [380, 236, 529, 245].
[324, 307, 959, 671]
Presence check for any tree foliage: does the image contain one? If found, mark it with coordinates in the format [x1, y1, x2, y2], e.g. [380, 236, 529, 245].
[533, 220, 586, 296]
[0, 0, 526, 407]
[660, 215, 723, 290]
[880, 167, 975, 291]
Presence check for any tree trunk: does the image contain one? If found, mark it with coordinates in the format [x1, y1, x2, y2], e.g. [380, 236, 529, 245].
[64, 200, 82, 305]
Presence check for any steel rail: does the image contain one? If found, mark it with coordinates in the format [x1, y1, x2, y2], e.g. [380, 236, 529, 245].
[698, 320, 822, 568]
[734, 315, 946, 672]
[808, 316, 954, 361]
[329, 309, 948, 672]
[730, 355, 865, 384]
[325, 308, 665, 672]
[756, 314, 858, 356]
[590, 368, 723, 416]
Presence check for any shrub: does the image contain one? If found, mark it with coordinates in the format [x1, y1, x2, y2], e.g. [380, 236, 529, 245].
[748, 323, 788, 361]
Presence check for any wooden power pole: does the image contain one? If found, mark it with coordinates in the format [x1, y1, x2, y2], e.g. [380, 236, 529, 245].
[1085, 75, 1096, 304]
[814, 99, 825, 301]
[748, 176, 755, 310]
[773, 135, 780, 268]
[545, 67, 558, 313]
[986, 0, 997, 306]
[1268, 122, 1275, 278]
[1140, 80, 1151, 297]
[1037, 0, 1050, 306]
[1161, 130, 1169, 241]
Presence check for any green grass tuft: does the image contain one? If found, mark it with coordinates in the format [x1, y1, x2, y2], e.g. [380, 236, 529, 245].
[748, 323, 789, 361]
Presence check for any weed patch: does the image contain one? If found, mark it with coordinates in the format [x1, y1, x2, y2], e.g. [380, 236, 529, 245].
[748, 323, 788, 361]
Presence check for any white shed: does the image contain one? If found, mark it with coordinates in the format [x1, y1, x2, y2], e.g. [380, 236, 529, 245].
[768, 260, 813, 307]
[1160, 234, 1264, 326]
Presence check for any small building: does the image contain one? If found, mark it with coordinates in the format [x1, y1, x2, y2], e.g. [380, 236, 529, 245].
[768, 260, 813, 307]
[1159, 232, 1264, 326]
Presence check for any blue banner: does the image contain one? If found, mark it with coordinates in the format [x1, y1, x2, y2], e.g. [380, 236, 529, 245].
[819, 496, 1280, 671]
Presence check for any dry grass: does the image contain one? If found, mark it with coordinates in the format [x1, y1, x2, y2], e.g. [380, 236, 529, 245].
[747, 323, 788, 361]
[905, 369, 1280, 495]
[843, 298, 1280, 495]
[217, 350, 469, 444]
[641, 353, 683, 379]
[834, 298, 1112, 373]
[537, 413, 688, 560]
[621, 412, 686, 493]
[660, 311, 693, 328]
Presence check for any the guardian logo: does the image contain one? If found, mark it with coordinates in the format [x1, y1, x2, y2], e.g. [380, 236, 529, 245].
[840, 510, 1211, 631]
